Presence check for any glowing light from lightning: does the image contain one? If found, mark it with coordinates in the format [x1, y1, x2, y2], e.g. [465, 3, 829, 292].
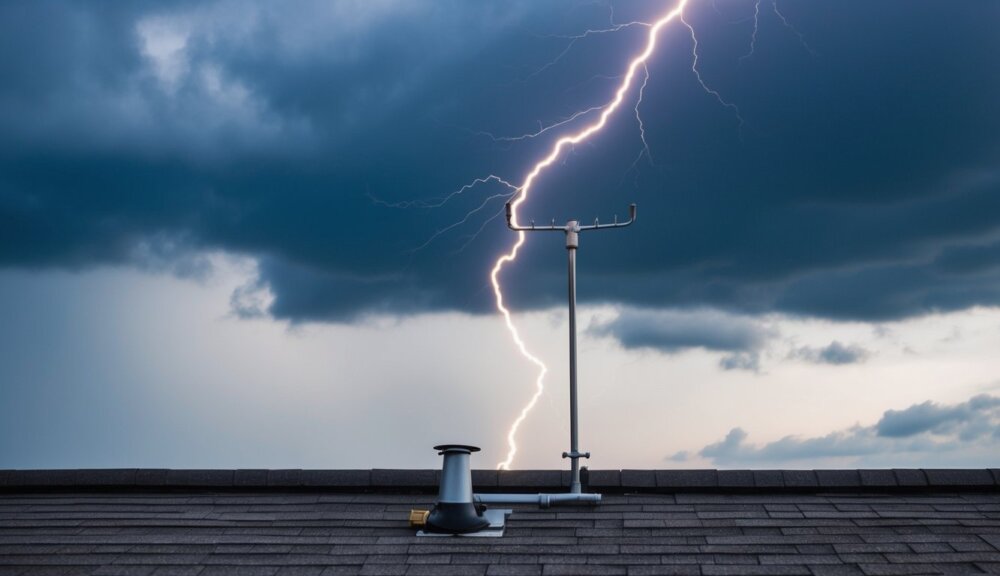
[493, 0, 693, 470]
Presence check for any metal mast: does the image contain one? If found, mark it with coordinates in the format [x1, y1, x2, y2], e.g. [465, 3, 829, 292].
[505, 201, 636, 494]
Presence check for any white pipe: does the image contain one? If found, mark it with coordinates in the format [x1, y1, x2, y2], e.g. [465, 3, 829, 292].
[474, 492, 601, 509]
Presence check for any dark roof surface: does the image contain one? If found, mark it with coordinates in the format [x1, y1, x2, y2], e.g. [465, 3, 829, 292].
[1, 470, 999, 576]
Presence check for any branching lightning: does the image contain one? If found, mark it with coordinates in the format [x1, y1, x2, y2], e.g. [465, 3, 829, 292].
[454, 206, 508, 256]
[367, 176, 519, 259]
[741, 0, 762, 62]
[407, 183, 518, 255]
[629, 63, 653, 171]
[474, 105, 606, 143]
[742, 0, 816, 62]
[527, 20, 651, 81]
[368, 174, 517, 210]
[371, 0, 806, 470]
[492, 0, 695, 470]
[771, 1, 816, 56]
[681, 14, 745, 131]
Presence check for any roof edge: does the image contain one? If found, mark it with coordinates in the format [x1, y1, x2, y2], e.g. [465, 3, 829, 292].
[1, 468, 998, 493]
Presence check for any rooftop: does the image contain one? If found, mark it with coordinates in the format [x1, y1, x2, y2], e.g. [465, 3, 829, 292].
[2, 469, 999, 575]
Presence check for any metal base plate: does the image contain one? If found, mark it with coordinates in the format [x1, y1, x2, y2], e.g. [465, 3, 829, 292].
[416, 509, 511, 538]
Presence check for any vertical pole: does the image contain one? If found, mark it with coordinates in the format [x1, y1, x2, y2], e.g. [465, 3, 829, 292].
[565, 223, 582, 494]
[505, 202, 633, 498]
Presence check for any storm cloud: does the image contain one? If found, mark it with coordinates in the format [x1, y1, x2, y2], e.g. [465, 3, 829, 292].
[876, 395, 1000, 440]
[679, 394, 1000, 467]
[589, 307, 773, 371]
[589, 308, 769, 353]
[2, 0, 1000, 323]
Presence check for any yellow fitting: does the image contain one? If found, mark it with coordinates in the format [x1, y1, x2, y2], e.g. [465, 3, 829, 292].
[409, 509, 430, 528]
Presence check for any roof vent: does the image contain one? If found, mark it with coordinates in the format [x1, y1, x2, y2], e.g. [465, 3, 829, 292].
[423, 444, 491, 534]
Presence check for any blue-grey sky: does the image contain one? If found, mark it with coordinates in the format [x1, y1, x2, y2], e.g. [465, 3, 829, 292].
[1, 0, 999, 470]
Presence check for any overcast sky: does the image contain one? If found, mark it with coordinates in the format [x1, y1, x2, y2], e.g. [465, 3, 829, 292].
[2, 0, 999, 470]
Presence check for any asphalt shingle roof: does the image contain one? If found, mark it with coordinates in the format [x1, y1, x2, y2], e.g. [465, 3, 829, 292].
[1, 469, 999, 575]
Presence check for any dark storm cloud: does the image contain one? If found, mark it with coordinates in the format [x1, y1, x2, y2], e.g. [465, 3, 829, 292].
[589, 307, 771, 371]
[589, 308, 769, 353]
[876, 395, 1000, 439]
[676, 394, 1000, 466]
[789, 341, 869, 366]
[2, 0, 1000, 323]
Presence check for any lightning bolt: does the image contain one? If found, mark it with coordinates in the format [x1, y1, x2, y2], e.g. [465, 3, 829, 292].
[371, 0, 793, 469]
[493, 0, 694, 470]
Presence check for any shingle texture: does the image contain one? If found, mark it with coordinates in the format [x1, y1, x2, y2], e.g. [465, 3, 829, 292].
[1, 470, 998, 576]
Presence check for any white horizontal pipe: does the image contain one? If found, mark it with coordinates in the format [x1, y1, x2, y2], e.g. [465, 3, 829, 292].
[474, 492, 601, 509]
